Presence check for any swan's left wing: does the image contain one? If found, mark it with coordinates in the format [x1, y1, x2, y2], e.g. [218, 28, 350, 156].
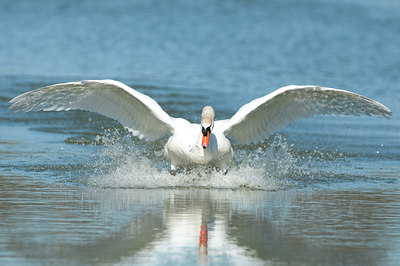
[9, 79, 175, 140]
[215, 85, 392, 144]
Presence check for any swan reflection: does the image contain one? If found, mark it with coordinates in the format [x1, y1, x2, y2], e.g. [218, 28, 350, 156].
[3, 185, 399, 264]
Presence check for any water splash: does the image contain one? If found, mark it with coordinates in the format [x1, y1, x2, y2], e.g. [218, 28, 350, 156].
[84, 132, 313, 190]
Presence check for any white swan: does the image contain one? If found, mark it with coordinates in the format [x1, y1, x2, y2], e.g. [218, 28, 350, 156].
[9, 80, 392, 174]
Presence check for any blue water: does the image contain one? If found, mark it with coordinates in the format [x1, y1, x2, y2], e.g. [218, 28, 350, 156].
[1, 0, 400, 265]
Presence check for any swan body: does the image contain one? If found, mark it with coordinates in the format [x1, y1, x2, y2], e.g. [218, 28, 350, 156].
[164, 118, 233, 171]
[9, 79, 392, 173]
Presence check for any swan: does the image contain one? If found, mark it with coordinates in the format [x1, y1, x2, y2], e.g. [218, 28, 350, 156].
[9, 79, 392, 174]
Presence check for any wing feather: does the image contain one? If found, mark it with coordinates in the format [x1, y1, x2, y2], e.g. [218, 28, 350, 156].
[9, 79, 175, 140]
[216, 86, 392, 144]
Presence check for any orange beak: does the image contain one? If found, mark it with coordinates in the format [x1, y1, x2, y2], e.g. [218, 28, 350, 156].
[202, 130, 210, 149]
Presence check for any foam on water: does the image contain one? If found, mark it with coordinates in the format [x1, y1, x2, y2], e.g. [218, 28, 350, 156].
[85, 132, 311, 190]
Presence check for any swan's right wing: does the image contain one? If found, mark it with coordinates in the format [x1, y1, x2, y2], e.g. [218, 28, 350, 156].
[215, 85, 392, 144]
[10, 80, 175, 140]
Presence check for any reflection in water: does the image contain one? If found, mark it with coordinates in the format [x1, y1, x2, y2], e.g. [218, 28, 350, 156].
[199, 222, 208, 263]
[228, 188, 400, 265]
[1, 175, 399, 265]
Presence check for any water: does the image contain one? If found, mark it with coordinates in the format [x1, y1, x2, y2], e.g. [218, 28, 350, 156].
[1, 0, 400, 264]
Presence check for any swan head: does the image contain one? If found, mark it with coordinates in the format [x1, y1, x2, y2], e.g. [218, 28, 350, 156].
[201, 106, 214, 149]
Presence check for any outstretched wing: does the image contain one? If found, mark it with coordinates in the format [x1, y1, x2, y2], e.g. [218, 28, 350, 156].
[216, 85, 392, 144]
[9, 79, 175, 140]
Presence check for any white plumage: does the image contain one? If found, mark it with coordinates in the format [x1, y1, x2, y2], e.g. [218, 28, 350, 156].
[9, 80, 392, 173]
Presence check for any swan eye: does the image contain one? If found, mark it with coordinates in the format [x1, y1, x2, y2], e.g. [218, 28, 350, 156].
[202, 126, 211, 136]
